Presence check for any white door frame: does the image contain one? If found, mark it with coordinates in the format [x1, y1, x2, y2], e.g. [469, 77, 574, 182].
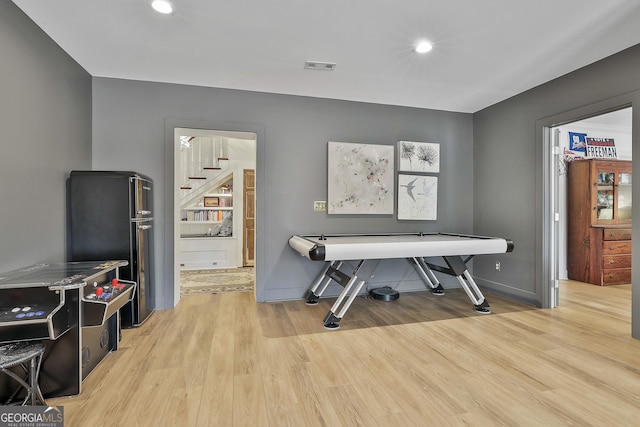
[539, 101, 633, 309]
[164, 119, 265, 308]
[172, 127, 257, 304]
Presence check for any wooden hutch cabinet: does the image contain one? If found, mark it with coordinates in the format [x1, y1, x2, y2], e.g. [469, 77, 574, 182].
[567, 159, 632, 285]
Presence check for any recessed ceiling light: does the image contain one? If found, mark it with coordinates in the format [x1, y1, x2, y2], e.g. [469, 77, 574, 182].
[415, 40, 433, 54]
[151, 0, 173, 14]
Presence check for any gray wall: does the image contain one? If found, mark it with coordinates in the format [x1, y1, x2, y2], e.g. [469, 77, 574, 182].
[5, 0, 640, 336]
[0, 2, 92, 271]
[91, 78, 474, 307]
[473, 44, 640, 337]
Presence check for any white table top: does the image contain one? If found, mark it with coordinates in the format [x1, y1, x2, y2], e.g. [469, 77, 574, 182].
[289, 232, 513, 261]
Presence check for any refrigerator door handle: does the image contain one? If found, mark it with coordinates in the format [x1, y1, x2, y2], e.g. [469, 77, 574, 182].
[137, 210, 152, 216]
[138, 224, 153, 230]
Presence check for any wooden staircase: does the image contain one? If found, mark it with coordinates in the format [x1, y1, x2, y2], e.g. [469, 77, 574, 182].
[179, 136, 230, 202]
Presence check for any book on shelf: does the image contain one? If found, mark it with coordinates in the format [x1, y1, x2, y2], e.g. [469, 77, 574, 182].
[182, 209, 231, 222]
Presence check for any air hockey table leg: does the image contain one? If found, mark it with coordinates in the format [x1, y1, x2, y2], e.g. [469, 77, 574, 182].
[322, 274, 360, 329]
[323, 279, 369, 330]
[305, 261, 342, 305]
[412, 257, 445, 295]
[321, 259, 379, 330]
[462, 270, 491, 314]
[441, 255, 491, 314]
[454, 271, 491, 314]
[423, 260, 444, 294]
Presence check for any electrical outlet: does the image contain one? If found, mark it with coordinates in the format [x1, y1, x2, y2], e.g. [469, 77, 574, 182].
[495, 261, 501, 271]
[314, 201, 327, 211]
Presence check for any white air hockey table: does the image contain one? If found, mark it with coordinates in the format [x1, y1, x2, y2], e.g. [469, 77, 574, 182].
[289, 232, 514, 329]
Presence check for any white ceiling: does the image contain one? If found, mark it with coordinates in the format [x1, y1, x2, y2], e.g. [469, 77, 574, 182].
[575, 107, 632, 129]
[11, 0, 640, 113]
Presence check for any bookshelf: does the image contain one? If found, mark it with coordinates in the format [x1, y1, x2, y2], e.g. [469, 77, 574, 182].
[180, 191, 233, 235]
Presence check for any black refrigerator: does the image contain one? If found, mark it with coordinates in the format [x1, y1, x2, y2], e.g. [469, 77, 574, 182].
[68, 170, 155, 327]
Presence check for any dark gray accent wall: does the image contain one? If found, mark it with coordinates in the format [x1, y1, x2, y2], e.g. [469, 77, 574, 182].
[0, 2, 92, 271]
[91, 78, 474, 307]
[473, 44, 640, 337]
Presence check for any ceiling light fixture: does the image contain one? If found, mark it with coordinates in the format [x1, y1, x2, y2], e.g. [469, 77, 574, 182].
[151, 0, 174, 14]
[415, 40, 433, 54]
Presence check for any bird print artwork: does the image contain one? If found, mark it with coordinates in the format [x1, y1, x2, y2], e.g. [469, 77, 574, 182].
[400, 177, 418, 202]
[397, 174, 438, 220]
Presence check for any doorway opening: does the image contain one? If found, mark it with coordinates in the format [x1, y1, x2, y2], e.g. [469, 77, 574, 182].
[173, 127, 257, 299]
[547, 107, 632, 308]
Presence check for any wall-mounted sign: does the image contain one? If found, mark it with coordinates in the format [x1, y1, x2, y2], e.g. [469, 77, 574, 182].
[585, 137, 617, 159]
[568, 131, 587, 152]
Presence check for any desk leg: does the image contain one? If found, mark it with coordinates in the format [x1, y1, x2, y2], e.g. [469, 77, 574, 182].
[412, 257, 445, 295]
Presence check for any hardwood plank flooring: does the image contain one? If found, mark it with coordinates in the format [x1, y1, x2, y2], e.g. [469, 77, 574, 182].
[47, 280, 640, 426]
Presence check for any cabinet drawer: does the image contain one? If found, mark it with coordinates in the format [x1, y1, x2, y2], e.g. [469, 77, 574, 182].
[602, 268, 631, 285]
[603, 255, 632, 269]
[179, 250, 231, 270]
[602, 241, 631, 255]
[182, 250, 228, 262]
[180, 259, 231, 270]
[603, 229, 632, 241]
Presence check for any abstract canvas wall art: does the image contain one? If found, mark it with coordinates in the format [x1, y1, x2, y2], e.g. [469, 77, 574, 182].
[397, 174, 438, 220]
[398, 141, 440, 173]
[327, 141, 394, 214]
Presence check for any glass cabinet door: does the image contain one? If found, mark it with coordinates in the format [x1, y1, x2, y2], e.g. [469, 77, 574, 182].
[618, 171, 632, 221]
[596, 171, 615, 221]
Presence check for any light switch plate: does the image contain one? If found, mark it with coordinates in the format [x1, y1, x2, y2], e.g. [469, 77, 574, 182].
[314, 201, 327, 211]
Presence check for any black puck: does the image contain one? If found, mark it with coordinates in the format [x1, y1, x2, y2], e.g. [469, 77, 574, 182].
[370, 287, 399, 301]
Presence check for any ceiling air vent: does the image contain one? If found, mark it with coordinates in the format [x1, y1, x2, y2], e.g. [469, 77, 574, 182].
[304, 61, 337, 71]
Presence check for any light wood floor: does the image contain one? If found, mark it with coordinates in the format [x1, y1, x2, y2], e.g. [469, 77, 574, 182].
[48, 281, 640, 426]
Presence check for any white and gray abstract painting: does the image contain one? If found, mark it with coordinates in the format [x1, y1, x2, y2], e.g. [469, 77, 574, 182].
[327, 141, 394, 214]
[398, 141, 440, 173]
[397, 174, 438, 220]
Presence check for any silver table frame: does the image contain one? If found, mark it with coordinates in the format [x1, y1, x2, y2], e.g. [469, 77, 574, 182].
[290, 232, 514, 329]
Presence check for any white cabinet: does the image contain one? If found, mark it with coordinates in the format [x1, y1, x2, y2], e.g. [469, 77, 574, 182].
[179, 237, 237, 270]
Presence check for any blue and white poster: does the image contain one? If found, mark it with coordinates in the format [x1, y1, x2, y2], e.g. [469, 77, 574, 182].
[568, 132, 587, 152]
